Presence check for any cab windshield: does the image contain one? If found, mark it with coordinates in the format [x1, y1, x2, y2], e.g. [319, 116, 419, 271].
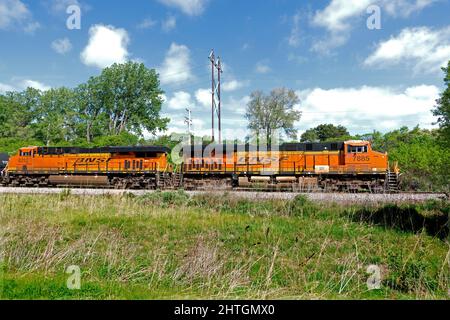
[347, 145, 368, 153]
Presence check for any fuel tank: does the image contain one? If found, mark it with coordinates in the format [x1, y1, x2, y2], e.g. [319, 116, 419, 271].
[48, 175, 109, 186]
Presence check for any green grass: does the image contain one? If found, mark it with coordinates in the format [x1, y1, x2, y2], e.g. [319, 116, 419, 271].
[0, 192, 449, 300]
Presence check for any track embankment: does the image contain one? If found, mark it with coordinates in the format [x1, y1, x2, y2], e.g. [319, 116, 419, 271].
[0, 187, 446, 204]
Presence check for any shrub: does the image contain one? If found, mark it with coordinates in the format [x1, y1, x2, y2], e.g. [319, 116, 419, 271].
[288, 195, 317, 217]
[385, 251, 438, 293]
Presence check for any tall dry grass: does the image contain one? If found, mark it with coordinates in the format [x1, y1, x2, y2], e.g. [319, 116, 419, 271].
[0, 191, 448, 299]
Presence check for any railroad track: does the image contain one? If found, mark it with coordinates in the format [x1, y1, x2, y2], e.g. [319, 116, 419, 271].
[0, 187, 446, 204]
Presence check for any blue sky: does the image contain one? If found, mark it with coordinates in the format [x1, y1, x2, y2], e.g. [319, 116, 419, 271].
[1, 0, 449, 140]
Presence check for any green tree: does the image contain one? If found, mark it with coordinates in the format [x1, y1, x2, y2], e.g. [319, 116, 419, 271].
[99, 62, 169, 137]
[373, 127, 448, 191]
[0, 62, 170, 151]
[74, 77, 108, 143]
[433, 60, 450, 144]
[245, 88, 301, 144]
[0, 89, 40, 139]
[92, 131, 141, 147]
[300, 124, 349, 142]
[32, 87, 76, 146]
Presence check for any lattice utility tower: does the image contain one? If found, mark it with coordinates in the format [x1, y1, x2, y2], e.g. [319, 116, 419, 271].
[209, 49, 223, 143]
[184, 108, 193, 144]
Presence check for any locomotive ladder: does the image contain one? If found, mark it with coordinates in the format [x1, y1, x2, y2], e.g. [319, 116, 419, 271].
[172, 172, 183, 188]
[386, 169, 399, 193]
[170, 165, 183, 189]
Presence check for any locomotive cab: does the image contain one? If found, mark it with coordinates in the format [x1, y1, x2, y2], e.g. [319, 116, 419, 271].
[344, 141, 370, 166]
[7, 147, 39, 173]
[344, 140, 388, 173]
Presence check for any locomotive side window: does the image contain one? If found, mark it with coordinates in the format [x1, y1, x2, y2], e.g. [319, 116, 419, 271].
[20, 151, 32, 156]
[348, 146, 368, 153]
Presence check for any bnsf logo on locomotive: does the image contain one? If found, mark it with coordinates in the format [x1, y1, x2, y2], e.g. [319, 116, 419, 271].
[238, 156, 289, 164]
[74, 158, 109, 164]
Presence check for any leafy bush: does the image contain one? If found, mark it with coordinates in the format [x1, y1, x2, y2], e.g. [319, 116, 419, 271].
[385, 251, 438, 293]
[288, 195, 318, 217]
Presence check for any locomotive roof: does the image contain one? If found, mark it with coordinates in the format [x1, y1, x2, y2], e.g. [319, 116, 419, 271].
[182, 142, 345, 152]
[36, 146, 170, 155]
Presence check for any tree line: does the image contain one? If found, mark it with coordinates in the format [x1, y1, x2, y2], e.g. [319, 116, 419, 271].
[0, 62, 168, 152]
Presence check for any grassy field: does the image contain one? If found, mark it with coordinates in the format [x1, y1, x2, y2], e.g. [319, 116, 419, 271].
[0, 191, 449, 300]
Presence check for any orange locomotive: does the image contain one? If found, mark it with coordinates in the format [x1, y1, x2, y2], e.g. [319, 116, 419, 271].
[1, 140, 399, 192]
[2, 146, 171, 188]
[181, 140, 399, 192]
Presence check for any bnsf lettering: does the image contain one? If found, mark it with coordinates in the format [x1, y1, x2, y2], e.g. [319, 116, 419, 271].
[238, 156, 288, 164]
[74, 158, 108, 164]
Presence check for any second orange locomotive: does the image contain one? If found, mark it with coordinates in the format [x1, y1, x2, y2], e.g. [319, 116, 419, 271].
[181, 140, 398, 192]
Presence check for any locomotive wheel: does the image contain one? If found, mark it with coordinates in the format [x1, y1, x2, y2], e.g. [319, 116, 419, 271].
[111, 177, 130, 190]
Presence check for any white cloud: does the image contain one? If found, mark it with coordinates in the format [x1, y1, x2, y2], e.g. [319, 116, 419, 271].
[383, 0, 436, 17]
[0, 82, 16, 93]
[166, 91, 194, 110]
[20, 80, 51, 91]
[311, 0, 435, 53]
[227, 95, 251, 115]
[255, 61, 271, 74]
[364, 26, 450, 74]
[312, 0, 372, 32]
[137, 18, 157, 29]
[51, 37, 72, 54]
[0, 0, 40, 32]
[158, 0, 208, 16]
[296, 85, 439, 133]
[162, 15, 177, 32]
[0, 79, 51, 92]
[81, 24, 130, 69]
[159, 43, 193, 85]
[0, 0, 29, 28]
[195, 88, 211, 107]
[288, 12, 301, 47]
[23, 21, 40, 33]
[157, 84, 439, 139]
[222, 80, 245, 92]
